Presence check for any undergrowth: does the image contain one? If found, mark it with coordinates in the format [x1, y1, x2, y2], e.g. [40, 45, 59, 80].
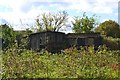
[1, 46, 119, 79]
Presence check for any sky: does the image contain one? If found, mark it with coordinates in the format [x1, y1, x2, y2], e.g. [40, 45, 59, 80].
[0, 0, 119, 32]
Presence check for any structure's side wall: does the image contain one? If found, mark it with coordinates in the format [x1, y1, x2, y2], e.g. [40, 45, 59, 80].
[94, 37, 103, 46]
[29, 32, 66, 52]
[66, 33, 100, 38]
[85, 38, 94, 46]
[29, 33, 46, 51]
[66, 33, 102, 48]
[29, 32, 102, 52]
[45, 32, 66, 52]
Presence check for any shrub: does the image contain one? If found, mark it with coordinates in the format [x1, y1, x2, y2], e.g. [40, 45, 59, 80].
[95, 20, 120, 38]
[103, 37, 120, 50]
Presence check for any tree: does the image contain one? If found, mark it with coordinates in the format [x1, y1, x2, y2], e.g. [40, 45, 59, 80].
[72, 13, 97, 33]
[0, 24, 16, 49]
[35, 11, 68, 32]
[95, 20, 120, 38]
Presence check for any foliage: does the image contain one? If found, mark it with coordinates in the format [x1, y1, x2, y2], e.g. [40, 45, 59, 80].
[15, 28, 32, 37]
[103, 37, 120, 50]
[95, 20, 120, 38]
[35, 11, 68, 32]
[15, 29, 32, 49]
[2, 46, 119, 79]
[0, 24, 16, 49]
[72, 13, 97, 33]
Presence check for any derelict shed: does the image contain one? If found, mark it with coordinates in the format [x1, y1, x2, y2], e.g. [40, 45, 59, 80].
[66, 33, 103, 48]
[29, 31, 66, 52]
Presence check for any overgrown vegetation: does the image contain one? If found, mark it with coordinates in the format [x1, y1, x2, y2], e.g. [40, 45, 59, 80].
[1, 46, 119, 79]
[0, 11, 120, 79]
[72, 13, 98, 33]
[95, 20, 120, 38]
[103, 37, 120, 50]
[0, 24, 16, 49]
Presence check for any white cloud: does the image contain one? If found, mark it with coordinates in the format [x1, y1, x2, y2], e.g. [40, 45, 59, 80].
[92, 6, 113, 14]
[66, 0, 118, 14]
[0, 0, 119, 30]
[92, 0, 119, 14]
[63, 0, 92, 12]
[0, 0, 50, 28]
[62, 0, 119, 14]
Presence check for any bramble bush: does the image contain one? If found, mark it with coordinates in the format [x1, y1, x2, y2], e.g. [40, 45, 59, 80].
[1, 46, 119, 79]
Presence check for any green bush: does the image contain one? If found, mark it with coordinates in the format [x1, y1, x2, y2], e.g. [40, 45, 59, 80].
[103, 37, 120, 50]
[0, 24, 16, 49]
[1, 46, 119, 79]
[95, 20, 120, 38]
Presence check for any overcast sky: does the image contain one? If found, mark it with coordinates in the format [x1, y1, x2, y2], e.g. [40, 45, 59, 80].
[0, 0, 119, 31]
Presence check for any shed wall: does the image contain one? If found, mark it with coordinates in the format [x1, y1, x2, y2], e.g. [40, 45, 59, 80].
[29, 32, 102, 52]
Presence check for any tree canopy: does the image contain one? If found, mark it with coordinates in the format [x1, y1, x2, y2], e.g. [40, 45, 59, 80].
[72, 13, 97, 33]
[35, 11, 68, 32]
[95, 20, 120, 38]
